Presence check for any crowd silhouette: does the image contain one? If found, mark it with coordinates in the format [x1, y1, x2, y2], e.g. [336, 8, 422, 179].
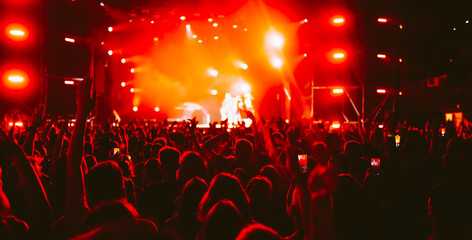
[1, 78, 471, 239]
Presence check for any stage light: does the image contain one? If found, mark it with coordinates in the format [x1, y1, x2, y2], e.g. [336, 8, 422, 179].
[207, 68, 218, 77]
[108, 26, 113, 32]
[180, 16, 186, 21]
[377, 54, 387, 59]
[192, 34, 197, 39]
[64, 37, 75, 43]
[130, 68, 135, 73]
[333, 53, 345, 59]
[399, 24, 403, 29]
[208, 18, 213, 22]
[108, 50, 113, 55]
[466, 20, 469, 24]
[269, 56, 283, 69]
[331, 122, 341, 129]
[121, 82, 126, 87]
[376, 89, 386, 94]
[15, 122, 23, 127]
[8, 75, 24, 83]
[64, 80, 74, 85]
[328, 49, 347, 64]
[399, 58, 403, 62]
[121, 58, 126, 63]
[100, 2, 104, 6]
[214, 36, 219, 40]
[213, 23, 218, 27]
[211, 89, 218, 95]
[3, 69, 28, 90]
[198, 39, 203, 43]
[332, 88, 343, 94]
[377, 18, 388, 23]
[265, 28, 285, 50]
[303, 18, 308, 23]
[378, 124, 384, 129]
[151, 20, 154, 24]
[233, 24, 238, 28]
[101, 41, 104, 45]
[244, 28, 248, 31]
[399, 91, 403, 95]
[130, 88, 135, 93]
[133, 106, 138, 112]
[186, 24, 191, 29]
[303, 53, 307, 57]
[154, 37, 159, 41]
[6, 23, 28, 41]
[154, 107, 160, 112]
[330, 15, 345, 27]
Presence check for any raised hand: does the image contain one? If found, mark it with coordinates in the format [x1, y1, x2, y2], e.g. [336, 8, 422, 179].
[76, 78, 96, 119]
[30, 104, 46, 129]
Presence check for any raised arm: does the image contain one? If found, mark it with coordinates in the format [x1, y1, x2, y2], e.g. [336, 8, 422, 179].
[64, 78, 96, 236]
[23, 104, 46, 156]
[0, 130, 52, 236]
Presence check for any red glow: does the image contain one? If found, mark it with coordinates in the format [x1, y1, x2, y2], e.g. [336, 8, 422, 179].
[376, 89, 386, 94]
[377, 18, 388, 23]
[5, 23, 29, 41]
[3, 69, 29, 90]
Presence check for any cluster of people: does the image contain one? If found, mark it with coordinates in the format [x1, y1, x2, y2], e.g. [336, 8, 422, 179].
[1, 78, 472, 239]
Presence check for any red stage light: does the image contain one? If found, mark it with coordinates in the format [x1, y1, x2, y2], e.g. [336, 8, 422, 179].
[154, 107, 160, 112]
[330, 15, 345, 27]
[378, 124, 384, 129]
[180, 16, 186, 21]
[327, 49, 347, 64]
[108, 26, 113, 32]
[212, 23, 218, 27]
[130, 88, 135, 93]
[208, 18, 213, 22]
[64, 80, 74, 85]
[2, 69, 29, 90]
[108, 50, 113, 55]
[121, 58, 126, 63]
[65, 37, 75, 43]
[121, 82, 126, 87]
[133, 106, 138, 112]
[377, 18, 388, 23]
[376, 89, 386, 94]
[130, 68, 135, 73]
[5, 23, 29, 41]
[332, 88, 344, 94]
[331, 122, 341, 129]
[377, 54, 387, 59]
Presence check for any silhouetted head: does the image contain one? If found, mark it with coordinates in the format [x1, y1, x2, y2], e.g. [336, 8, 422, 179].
[198, 200, 244, 240]
[235, 139, 253, 163]
[86, 161, 125, 207]
[236, 223, 281, 240]
[179, 151, 206, 184]
[246, 177, 272, 218]
[178, 177, 208, 216]
[144, 158, 162, 184]
[159, 147, 180, 173]
[199, 173, 251, 223]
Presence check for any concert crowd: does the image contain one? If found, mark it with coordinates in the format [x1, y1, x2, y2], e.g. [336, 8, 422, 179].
[1, 78, 471, 239]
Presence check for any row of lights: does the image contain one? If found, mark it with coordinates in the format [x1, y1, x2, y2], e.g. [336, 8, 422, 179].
[331, 88, 402, 95]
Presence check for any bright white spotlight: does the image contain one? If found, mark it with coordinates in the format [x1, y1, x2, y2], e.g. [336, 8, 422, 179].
[121, 82, 126, 87]
[8, 75, 24, 83]
[270, 56, 283, 69]
[121, 58, 126, 63]
[233, 24, 238, 29]
[180, 16, 186, 21]
[207, 68, 218, 77]
[265, 28, 285, 50]
[192, 34, 197, 39]
[233, 60, 248, 70]
[108, 26, 113, 32]
[107, 50, 113, 55]
[64, 38, 75, 43]
[100, 2, 104, 6]
[213, 23, 218, 27]
[214, 36, 219, 40]
[133, 106, 138, 112]
[211, 89, 218, 95]
[186, 24, 191, 30]
[130, 68, 135, 73]
[130, 88, 135, 93]
[154, 107, 160, 112]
